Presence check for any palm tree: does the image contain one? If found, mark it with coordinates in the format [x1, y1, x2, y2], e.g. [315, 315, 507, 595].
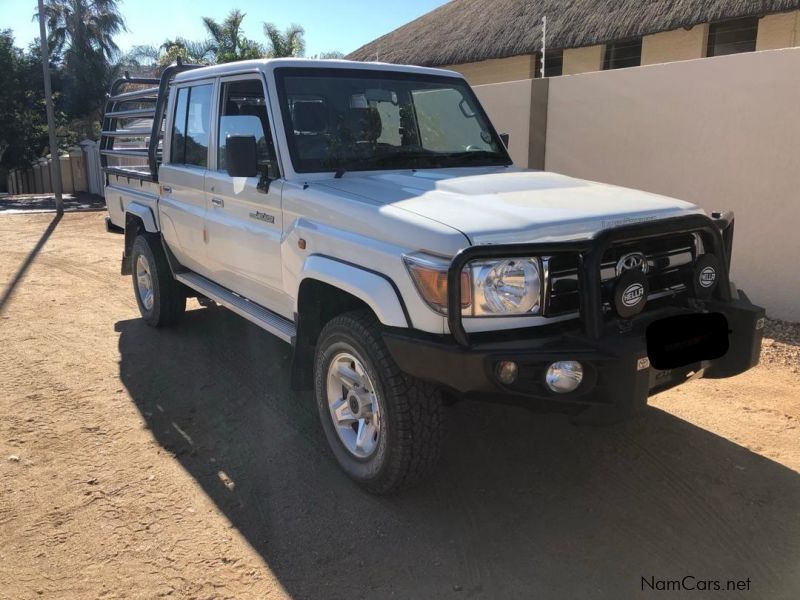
[202, 10, 263, 63]
[159, 38, 216, 65]
[263, 23, 306, 58]
[40, 0, 126, 61]
[119, 38, 215, 77]
[116, 44, 160, 77]
[36, 0, 126, 117]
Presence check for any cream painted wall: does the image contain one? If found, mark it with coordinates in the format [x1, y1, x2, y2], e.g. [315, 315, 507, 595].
[444, 55, 536, 86]
[756, 10, 800, 50]
[641, 25, 708, 65]
[473, 79, 533, 167]
[545, 48, 800, 320]
[562, 45, 605, 74]
[449, 12, 800, 86]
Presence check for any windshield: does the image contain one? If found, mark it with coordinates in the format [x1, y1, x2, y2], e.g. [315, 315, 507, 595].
[275, 68, 512, 173]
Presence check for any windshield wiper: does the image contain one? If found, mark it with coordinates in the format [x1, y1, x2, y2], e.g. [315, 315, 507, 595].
[332, 150, 441, 175]
[330, 149, 508, 176]
[438, 150, 510, 166]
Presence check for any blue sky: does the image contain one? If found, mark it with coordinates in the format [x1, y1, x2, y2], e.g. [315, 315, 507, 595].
[3, 0, 448, 56]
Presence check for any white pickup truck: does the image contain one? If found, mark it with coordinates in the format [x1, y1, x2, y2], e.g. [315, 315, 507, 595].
[102, 58, 764, 493]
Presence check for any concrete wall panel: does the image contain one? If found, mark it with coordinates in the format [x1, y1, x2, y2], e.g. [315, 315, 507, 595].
[546, 49, 800, 320]
[473, 79, 534, 167]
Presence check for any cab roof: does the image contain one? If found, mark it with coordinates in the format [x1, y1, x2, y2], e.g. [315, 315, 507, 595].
[172, 58, 463, 83]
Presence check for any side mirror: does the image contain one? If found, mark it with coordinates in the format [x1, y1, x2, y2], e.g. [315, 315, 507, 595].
[226, 135, 258, 177]
[500, 133, 510, 148]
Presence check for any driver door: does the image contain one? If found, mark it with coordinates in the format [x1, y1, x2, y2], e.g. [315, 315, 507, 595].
[204, 75, 290, 317]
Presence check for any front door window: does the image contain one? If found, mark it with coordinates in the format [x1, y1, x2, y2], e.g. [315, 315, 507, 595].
[217, 79, 278, 175]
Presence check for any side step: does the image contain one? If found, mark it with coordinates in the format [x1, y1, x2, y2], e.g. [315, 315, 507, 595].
[175, 272, 296, 344]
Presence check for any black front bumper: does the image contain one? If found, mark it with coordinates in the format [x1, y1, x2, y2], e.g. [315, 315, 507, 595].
[383, 292, 764, 416]
[385, 211, 763, 417]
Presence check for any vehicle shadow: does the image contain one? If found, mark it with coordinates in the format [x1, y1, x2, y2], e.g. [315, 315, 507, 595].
[116, 308, 800, 600]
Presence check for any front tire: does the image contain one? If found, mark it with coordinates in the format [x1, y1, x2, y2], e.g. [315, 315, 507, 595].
[131, 234, 186, 327]
[314, 310, 443, 494]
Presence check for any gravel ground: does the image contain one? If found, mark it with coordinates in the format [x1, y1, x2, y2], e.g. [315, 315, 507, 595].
[762, 319, 800, 371]
[1, 212, 798, 600]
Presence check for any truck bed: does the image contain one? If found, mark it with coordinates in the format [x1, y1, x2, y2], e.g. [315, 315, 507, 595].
[101, 62, 200, 229]
[100, 62, 200, 185]
[105, 172, 160, 229]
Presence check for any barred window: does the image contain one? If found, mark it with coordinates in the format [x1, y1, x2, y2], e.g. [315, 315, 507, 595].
[707, 17, 758, 57]
[603, 38, 642, 70]
[537, 49, 563, 78]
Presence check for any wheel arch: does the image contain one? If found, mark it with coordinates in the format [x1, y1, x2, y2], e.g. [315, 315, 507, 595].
[297, 255, 411, 329]
[290, 258, 411, 390]
[127, 202, 158, 232]
[122, 203, 159, 276]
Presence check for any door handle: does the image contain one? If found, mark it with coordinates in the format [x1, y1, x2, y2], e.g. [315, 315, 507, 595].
[211, 197, 224, 208]
[161, 185, 172, 194]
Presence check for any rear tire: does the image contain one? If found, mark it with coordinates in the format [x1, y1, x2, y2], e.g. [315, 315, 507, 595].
[314, 310, 443, 494]
[131, 234, 186, 327]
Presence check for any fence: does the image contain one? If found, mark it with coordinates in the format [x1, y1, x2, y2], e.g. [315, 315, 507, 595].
[475, 47, 800, 321]
[5, 139, 104, 197]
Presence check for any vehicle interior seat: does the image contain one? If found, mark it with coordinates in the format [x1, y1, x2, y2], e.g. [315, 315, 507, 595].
[238, 102, 278, 165]
[291, 101, 329, 161]
[343, 107, 383, 143]
[225, 100, 240, 116]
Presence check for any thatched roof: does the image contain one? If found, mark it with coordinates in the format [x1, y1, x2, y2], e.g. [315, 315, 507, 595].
[348, 0, 800, 66]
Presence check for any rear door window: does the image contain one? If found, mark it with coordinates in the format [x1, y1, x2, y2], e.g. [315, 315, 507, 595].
[170, 87, 188, 164]
[170, 83, 213, 167]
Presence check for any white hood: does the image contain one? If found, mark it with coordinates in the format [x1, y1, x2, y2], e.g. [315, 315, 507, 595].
[317, 168, 702, 245]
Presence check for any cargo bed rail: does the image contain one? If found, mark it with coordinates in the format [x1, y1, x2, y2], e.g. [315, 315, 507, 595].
[100, 61, 201, 182]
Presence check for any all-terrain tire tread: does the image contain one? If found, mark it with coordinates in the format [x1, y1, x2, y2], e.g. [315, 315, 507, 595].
[317, 310, 443, 494]
[132, 234, 186, 327]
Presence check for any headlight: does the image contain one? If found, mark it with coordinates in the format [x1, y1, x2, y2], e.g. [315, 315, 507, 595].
[404, 254, 471, 314]
[472, 258, 541, 316]
[404, 253, 541, 317]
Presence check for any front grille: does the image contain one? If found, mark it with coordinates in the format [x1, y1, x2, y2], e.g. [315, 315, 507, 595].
[544, 233, 699, 316]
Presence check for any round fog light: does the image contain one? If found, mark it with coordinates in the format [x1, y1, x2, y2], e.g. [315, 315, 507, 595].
[496, 361, 519, 385]
[545, 361, 584, 393]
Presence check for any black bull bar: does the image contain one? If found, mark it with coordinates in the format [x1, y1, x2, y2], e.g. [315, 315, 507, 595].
[446, 212, 735, 347]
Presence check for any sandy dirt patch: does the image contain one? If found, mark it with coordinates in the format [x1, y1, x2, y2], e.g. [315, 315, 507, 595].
[1, 212, 798, 599]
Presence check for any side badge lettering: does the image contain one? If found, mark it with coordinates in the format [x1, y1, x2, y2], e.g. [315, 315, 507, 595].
[250, 211, 275, 224]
